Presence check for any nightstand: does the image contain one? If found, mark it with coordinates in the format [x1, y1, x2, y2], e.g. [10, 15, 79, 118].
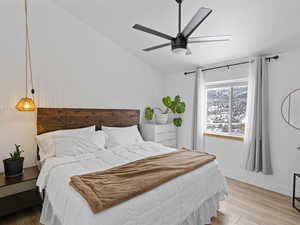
[0, 166, 42, 217]
[293, 173, 300, 213]
[141, 123, 177, 148]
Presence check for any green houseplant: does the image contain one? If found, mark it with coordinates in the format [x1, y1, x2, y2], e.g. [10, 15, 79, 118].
[3, 144, 24, 178]
[145, 95, 186, 127]
[162, 95, 186, 127]
[144, 107, 154, 121]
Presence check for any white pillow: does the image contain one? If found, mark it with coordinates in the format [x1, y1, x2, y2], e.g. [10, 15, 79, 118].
[102, 125, 143, 148]
[91, 130, 106, 150]
[36, 126, 96, 161]
[53, 135, 103, 158]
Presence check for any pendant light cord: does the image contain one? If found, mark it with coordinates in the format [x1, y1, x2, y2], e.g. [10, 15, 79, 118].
[24, 0, 34, 98]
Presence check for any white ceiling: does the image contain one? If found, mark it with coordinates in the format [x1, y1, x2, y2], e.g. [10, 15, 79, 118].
[53, 0, 300, 74]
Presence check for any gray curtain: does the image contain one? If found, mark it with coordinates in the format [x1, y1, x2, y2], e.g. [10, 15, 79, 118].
[243, 56, 272, 174]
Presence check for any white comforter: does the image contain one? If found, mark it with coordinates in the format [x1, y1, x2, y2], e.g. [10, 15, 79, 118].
[37, 142, 227, 225]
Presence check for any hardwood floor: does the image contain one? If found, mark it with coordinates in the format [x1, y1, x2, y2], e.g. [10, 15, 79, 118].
[0, 178, 299, 225]
[212, 178, 300, 225]
[0, 207, 41, 225]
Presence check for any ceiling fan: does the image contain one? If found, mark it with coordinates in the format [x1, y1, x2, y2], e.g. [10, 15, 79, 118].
[133, 0, 231, 55]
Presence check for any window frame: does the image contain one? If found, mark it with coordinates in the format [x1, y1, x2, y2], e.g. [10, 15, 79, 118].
[204, 78, 248, 141]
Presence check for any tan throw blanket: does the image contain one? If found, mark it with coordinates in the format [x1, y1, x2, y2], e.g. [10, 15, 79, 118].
[70, 148, 216, 213]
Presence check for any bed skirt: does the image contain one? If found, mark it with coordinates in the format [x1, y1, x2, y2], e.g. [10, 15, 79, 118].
[40, 191, 225, 225]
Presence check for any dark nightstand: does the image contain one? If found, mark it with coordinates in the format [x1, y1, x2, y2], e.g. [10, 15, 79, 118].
[0, 166, 42, 217]
[293, 173, 300, 213]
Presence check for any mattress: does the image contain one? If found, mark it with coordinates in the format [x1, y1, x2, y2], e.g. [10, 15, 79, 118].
[37, 142, 227, 225]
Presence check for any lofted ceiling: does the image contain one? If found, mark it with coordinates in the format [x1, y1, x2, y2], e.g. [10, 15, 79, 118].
[53, 0, 300, 74]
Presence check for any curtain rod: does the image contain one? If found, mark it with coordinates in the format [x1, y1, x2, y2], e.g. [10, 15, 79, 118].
[184, 55, 279, 76]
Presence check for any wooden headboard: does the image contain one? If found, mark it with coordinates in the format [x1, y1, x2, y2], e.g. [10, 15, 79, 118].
[36, 108, 140, 159]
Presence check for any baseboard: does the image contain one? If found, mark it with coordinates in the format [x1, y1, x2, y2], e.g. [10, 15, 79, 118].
[222, 168, 292, 197]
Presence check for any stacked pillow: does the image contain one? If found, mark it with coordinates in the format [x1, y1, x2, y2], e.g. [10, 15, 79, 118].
[36, 124, 144, 161]
[37, 126, 106, 161]
[102, 125, 144, 148]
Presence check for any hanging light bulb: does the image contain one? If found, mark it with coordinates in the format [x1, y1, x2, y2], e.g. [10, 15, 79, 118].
[16, 0, 36, 112]
[16, 97, 36, 112]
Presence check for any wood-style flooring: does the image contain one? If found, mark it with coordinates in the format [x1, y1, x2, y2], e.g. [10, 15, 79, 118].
[0, 178, 299, 225]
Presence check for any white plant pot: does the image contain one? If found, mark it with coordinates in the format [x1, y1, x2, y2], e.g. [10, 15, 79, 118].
[155, 113, 169, 124]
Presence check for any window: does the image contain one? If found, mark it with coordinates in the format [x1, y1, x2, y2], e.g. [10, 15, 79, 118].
[205, 80, 248, 138]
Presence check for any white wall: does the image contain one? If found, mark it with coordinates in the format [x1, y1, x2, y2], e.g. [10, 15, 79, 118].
[0, 0, 164, 172]
[164, 52, 300, 196]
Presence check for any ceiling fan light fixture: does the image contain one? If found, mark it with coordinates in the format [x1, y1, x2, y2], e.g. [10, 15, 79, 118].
[172, 47, 187, 55]
[171, 34, 187, 55]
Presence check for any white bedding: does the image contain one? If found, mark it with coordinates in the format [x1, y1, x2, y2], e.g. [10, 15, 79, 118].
[37, 142, 227, 225]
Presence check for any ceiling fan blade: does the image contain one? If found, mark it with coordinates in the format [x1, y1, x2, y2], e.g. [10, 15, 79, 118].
[133, 24, 174, 41]
[182, 7, 212, 38]
[186, 48, 192, 55]
[143, 43, 171, 51]
[189, 35, 232, 43]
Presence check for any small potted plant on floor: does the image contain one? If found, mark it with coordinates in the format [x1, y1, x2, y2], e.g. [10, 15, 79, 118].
[3, 144, 24, 178]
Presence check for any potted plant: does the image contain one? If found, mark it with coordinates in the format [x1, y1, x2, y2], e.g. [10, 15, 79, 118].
[146, 95, 186, 127]
[144, 107, 154, 122]
[3, 144, 24, 178]
[164, 95, 186, 127]
[154, 96, 172, 124]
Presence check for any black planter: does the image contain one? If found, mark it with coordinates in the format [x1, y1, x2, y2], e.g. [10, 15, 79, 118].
[3, 157, 24, 178]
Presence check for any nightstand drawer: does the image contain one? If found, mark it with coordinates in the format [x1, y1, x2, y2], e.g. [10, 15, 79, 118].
[0, 180, 36, 198]
[155, 124, 176, 134]
[0, 166, 41, 217]
[155, 131, 176, 142]
[0, 188, 42, 217]
[141, 123, 177, 148]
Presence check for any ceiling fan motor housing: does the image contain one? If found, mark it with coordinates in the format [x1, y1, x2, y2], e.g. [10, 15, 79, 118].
[171, 35, 187, 50]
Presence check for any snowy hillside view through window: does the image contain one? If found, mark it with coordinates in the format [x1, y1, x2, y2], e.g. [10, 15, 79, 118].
[206, 83, 248, 136]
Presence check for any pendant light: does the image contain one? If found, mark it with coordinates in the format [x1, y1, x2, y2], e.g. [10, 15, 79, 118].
[16, 0, 36, 112]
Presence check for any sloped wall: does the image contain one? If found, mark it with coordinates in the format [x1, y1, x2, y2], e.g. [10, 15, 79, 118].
[0, 0, 164, 171]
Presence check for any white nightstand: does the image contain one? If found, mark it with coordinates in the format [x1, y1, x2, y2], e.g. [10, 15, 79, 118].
[141, 123, 177, 148]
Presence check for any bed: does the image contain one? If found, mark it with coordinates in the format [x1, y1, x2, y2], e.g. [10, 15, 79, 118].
[36, 108, 227, 225]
